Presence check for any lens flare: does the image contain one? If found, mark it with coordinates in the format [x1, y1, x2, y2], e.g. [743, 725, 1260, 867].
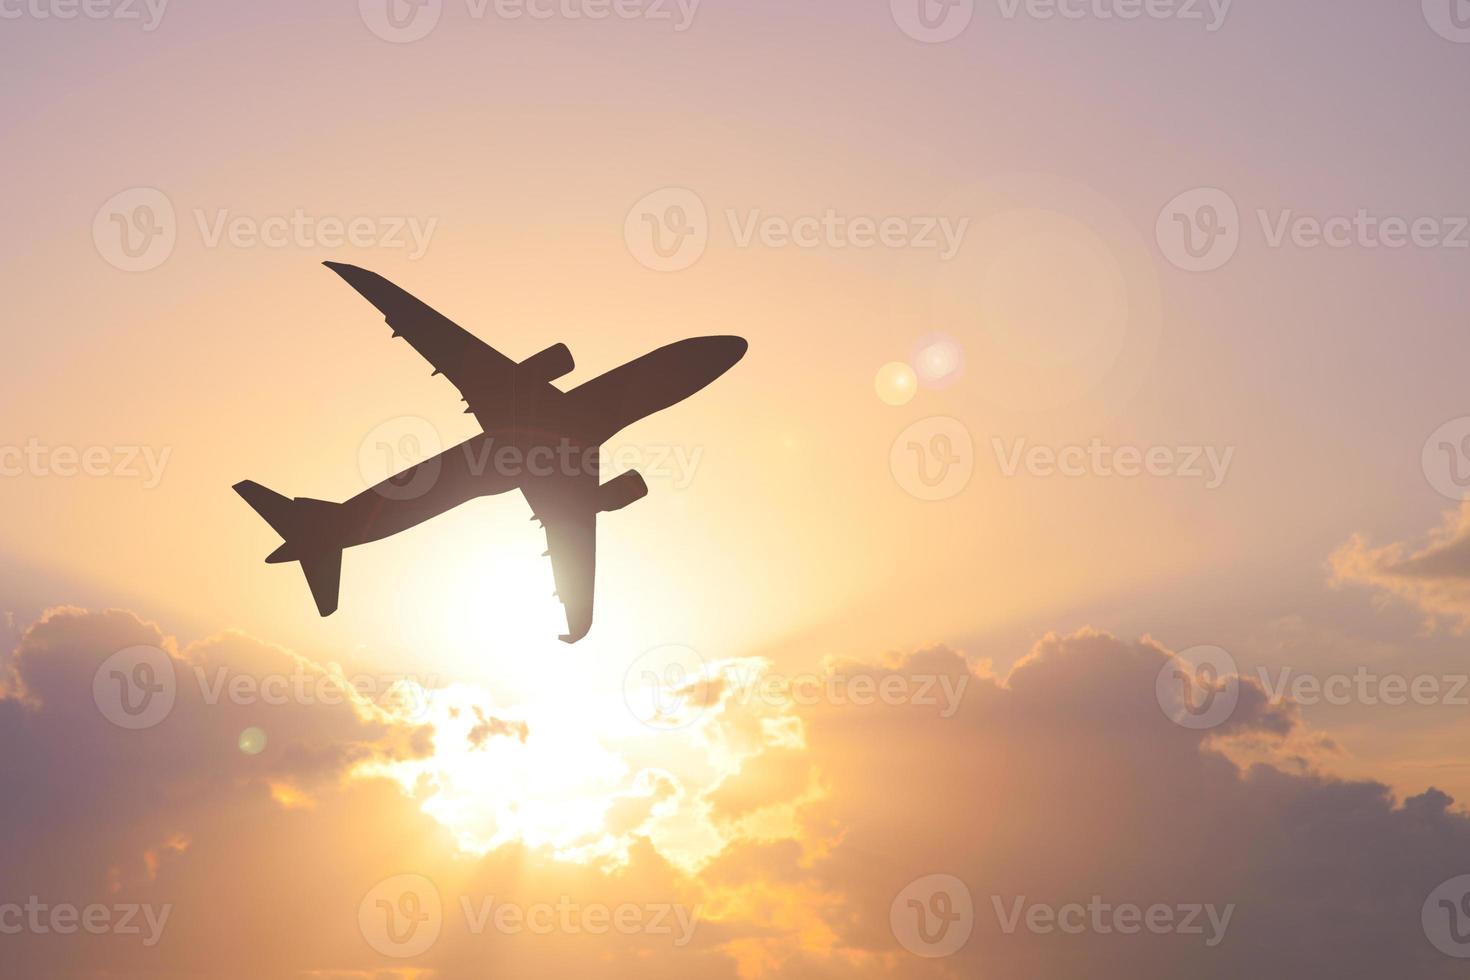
[238, 727, 267, 755]
[911, 333, 965, 389]
[875, 361, 918, 406]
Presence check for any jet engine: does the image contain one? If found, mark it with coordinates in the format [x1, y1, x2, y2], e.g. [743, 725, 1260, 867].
[519, 343, 575, 384]
[599, 470, 649, 513]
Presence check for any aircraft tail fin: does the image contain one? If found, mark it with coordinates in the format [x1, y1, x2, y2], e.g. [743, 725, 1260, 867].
[233, 480, 344, 617]
[299, 550, 343, 617]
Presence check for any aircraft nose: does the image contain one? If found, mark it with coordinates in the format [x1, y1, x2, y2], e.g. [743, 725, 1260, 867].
[711, 335, 749, 367]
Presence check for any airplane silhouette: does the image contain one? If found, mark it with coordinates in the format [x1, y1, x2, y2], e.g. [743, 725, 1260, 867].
[235, 262, 747, 643]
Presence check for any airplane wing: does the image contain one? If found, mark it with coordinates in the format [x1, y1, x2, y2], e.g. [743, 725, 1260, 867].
[324, 262, 517, 420]
[524, 488, 597, 644]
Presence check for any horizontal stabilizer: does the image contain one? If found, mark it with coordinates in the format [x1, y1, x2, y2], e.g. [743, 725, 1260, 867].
[234, 480, 345, 618]
[234, 480, 294, 538]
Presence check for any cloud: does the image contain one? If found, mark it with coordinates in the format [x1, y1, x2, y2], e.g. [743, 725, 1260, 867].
[466, 706, 529, 748]
[706, 632, 1470, 979]
[1331, 503, 1470, 631]
[4, 610, 1470, 978]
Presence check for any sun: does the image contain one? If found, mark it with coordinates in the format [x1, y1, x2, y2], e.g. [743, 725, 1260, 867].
[335, 490, 791, 869]
[346, 496, 574, 680]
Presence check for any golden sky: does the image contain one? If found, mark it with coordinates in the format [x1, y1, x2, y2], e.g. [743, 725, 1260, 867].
[6, 1, 1470, 977]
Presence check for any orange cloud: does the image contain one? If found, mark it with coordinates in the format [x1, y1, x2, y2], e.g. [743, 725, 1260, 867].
[1332, 502, 1470, 632]
[3, 610, 1469, 978]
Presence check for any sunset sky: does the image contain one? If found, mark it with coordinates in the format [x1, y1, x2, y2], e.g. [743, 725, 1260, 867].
[6, 2, 1470, 977]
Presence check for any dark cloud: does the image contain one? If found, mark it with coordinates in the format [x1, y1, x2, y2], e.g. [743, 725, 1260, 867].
[5, 611, 1470, 978]
[0, 608, 731, 979]
[723, 632, 1470, 978]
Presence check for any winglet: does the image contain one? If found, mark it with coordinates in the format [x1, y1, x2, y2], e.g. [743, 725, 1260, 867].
[323, 260, 373, 290]
[559, 604, 593, 644]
